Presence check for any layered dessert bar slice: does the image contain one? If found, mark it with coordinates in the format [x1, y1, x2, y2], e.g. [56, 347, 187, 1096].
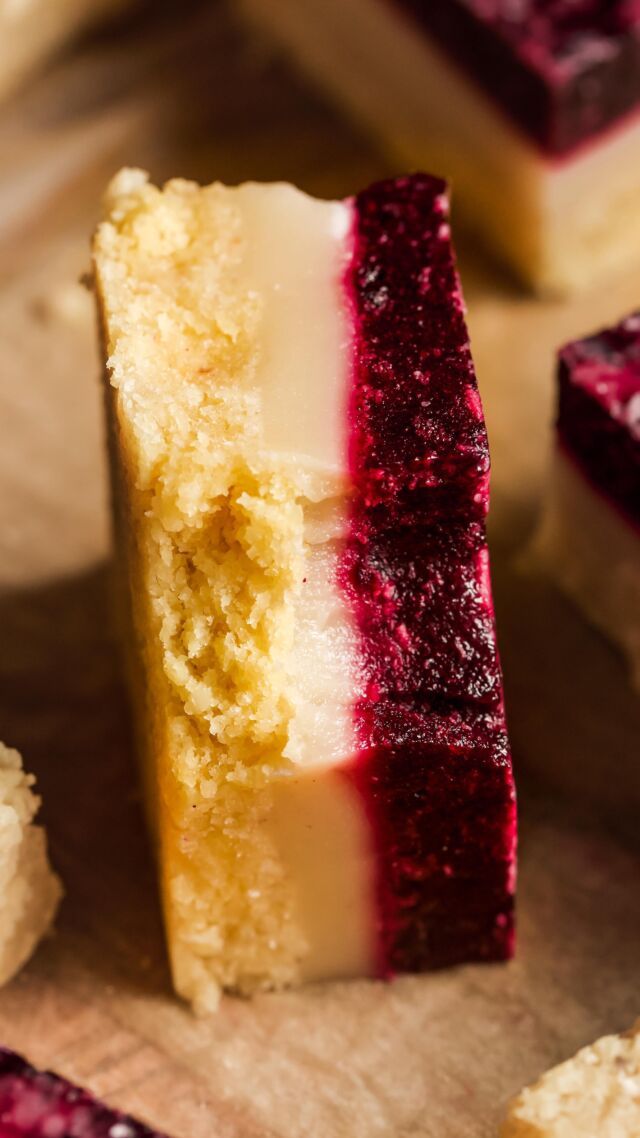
[0, 0, 125, 103]
[502, 1021, 640, 1137]
[94, 168, 516, 1012]
[0, 743, 61, 988]
[239, 0, 640, 294]
[535, 312, 640, 686]
[0, 1047, 167, 1137]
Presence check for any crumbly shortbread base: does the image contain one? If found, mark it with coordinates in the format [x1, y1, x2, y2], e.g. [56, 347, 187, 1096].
[533, 448, 640, 687]
[0, 0, 124, 102]
[0, 743, 62, 987]
[240, 0, 640, 295]
[95, 170, 376, 1012]
[502, 1022, 640, 1137]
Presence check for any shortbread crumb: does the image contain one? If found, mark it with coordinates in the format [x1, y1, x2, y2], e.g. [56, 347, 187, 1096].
[0, 743, 62, 986]
[502, 1023, 640, 1137]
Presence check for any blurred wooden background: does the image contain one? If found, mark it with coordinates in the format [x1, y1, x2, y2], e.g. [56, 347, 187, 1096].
[0, 4, 637, 1136]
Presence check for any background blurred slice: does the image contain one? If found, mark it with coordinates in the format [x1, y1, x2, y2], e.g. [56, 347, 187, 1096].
[0, 0, 128, 103]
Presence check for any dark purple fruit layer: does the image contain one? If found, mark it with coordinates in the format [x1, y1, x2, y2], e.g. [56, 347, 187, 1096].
[345, 173, 490, 527]
[393, 0, 640, 155]
[340, 523, 501, 705]
[350, 701, 516, 973]
[343, 174, 516, 976]
[557, 311, 640, 526]
[0, 1048, 167, 1138]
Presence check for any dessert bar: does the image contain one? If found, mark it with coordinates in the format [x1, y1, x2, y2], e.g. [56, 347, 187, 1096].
[502, 1021, 640, 1136]
[0, 1047, 166, 1137]
[94, 168, 516, 1011]
[240, 0, 640, 294]
[0, 743, 61, 988]
[535, 312, 640, 686]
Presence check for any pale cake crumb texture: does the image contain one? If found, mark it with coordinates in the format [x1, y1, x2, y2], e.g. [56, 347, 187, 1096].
[502, 1022, 640, 1137]
[94, 169, 310, 1012]
[0, 742, 62, 987]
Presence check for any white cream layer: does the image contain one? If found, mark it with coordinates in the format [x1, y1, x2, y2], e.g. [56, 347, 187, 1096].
[240, 0, 640, 294]
[233, 183, 377, 979]
[535, 447, 640, 687]
[236, 182, 351, 499]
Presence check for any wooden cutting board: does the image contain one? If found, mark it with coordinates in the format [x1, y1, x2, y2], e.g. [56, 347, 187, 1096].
[0, 5, 637, 1136]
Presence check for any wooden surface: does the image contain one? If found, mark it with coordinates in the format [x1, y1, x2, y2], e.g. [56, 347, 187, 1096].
[0, 5, 638, 1136]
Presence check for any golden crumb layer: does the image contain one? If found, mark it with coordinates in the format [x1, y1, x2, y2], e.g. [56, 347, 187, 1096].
[94, 169, 308, 1011]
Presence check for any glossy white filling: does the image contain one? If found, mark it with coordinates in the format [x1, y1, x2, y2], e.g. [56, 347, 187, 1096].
[234, 182, 377, 978]
[268, 768, 376, 980]
[236, 182, 352, 500]
[536, 447, 640, 687]
[240, 0, 640, 292]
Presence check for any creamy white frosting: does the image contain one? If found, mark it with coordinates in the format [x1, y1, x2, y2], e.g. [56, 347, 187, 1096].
[233, 182, 377, 978]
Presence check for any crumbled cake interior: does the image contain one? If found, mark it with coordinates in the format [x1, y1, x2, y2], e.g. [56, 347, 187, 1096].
[95, 170, 308, 1010]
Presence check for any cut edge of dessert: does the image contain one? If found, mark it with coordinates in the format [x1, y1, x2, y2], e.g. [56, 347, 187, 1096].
[239, 0, 640, 295]
[0, 742, 62, 989]
[533, 311, 640, 687]
[501, 1020, 640, 1137]
[93, 166, 516, 1013]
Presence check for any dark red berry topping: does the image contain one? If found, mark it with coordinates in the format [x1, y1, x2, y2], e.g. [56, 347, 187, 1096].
[342, 174, 516, 976]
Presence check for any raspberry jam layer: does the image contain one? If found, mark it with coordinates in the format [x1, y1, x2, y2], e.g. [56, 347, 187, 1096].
[0, 1048, 166, 1138]
[557, 311, 640, 528]
[393, 0, 640, 156]
[343, 174, 516, 973]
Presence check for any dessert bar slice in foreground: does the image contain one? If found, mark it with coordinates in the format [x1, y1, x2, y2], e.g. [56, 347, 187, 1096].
[502, 1021, 640, 1137]
[0, 743, 61, 988]
[240, 0, 640, 294]
[94, 169, 516, 1012]
[0, 1047, 167, 1137]
[535, 312, 640, 686]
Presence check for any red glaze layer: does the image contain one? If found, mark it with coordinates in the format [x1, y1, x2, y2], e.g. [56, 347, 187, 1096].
[341, 524, 501, 705]
[557, 311, 640, 527]
[352, 701, 516, 972]
[393, 0, 640, 156]
[342, 173, 516, 977]
[0, 1048, 167, 1138]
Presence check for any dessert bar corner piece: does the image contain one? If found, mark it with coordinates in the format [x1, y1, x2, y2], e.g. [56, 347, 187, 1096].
[94, 167, 516, 1012]
[0, 1047, 168, 1137]
[0, 743, 62, 988]
[239, 0, 640, 293]
[501, 1021, 640, 1137]
[534, 311, 640, 685]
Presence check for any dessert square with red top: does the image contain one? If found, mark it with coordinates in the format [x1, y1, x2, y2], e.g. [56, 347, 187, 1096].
[240, 0, 640, 293]
[536, 312, 640, 684]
